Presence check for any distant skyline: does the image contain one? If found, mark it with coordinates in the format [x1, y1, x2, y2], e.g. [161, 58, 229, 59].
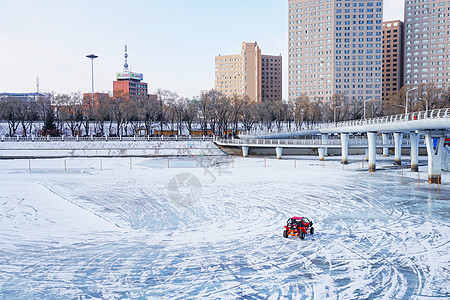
[0, 0, 404, 99]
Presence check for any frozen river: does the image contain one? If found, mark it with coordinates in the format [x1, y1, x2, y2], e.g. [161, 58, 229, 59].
[0, 156, 449, 299]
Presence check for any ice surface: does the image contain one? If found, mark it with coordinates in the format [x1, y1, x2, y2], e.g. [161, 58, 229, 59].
[0, 156, 448, 299]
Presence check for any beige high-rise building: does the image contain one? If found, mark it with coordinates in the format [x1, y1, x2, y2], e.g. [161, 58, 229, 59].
[214, 42, 282, 103]
[404, 0, 450, 87]
[288, 0, 383, 102]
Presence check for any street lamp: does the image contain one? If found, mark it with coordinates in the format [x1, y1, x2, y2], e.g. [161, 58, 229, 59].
[418, 97, 429, 112]
[86, 54, 98, 105]
[363, 99, 377, 120]
[405, 87, 418, 115]
[334, 105, 341, 123]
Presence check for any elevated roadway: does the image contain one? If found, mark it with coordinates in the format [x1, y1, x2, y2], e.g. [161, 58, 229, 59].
[233, 108, 450, 184]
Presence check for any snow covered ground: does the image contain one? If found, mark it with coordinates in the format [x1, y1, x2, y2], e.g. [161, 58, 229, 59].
[0, 140, 224, 158]
[0, 156, 449, 299]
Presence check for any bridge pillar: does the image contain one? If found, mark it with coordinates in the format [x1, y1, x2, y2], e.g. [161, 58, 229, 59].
[364, 148, 369, 161]
[382, 133, 390, 157]
[410, 131, 419, 172]
[318, 148, 325, 161]
[425, 134, 445, 184]
[367, 132, 377, 172]
[340, 133, 349, 164]
[321, 133, 329, 156]
[275, 147, 283, 159]
[242, 146, 249, 157]
[394, 132, 403, 166]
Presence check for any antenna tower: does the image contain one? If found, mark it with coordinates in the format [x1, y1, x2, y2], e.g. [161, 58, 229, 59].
[124, 44, 129, 72]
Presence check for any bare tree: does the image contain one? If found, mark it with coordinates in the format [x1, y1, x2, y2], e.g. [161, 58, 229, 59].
[110, 91, 128, 136]
[170, 97, 186, 136]
[166, 101, 177, 135]
[255, 102, 275, 131]
[17, 99, 38, 137]
[230, 94, 245, 133]
[412, 83, 449, 111]
[156, 89, 178, 134]
[385, 84, 449, 116]
[0, 97, 21, 136]
[346, 97, 363, 120]
[93, 93, 111, 136]
[293, 94, 309, 128]
[82, 93, 95, 136]
[35, 94, 52, 134]
[371, 101, 384, 118]
[294, 94, 323, 129]
[241, 100, 256, 131]
[184, 99, 198, 135]
[272, 100, 289, 131]
[215, 94, 233, 137]
[140, 97, 160, 136]
[329, 93, 349, 122]
[198, 92, 212, 135]
[385, 90, 404, 115]
[58, 93, 84, 136]
[124, 99, 141, 136]
[52, 93, 69, 134]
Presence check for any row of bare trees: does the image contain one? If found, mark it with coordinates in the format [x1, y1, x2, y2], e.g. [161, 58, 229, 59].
[0, 96, 53, 137]
[1, 83, 449, 137]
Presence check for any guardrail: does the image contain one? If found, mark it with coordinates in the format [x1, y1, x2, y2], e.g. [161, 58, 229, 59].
[216, 137, 424, 147]
[321, 108, 450, 129]
[1, 135, 215, 142]
[217, 139, 342, 146]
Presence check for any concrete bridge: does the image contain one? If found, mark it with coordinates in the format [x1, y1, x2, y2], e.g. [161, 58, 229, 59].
[220, 108, 450, 184]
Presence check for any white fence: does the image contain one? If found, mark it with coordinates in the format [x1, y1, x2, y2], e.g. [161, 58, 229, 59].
[1, 135, 214, 142]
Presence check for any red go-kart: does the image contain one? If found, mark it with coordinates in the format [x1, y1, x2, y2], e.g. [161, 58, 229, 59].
[283, 217, 314, 240]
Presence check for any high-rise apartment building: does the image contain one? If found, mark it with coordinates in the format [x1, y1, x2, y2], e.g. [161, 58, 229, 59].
[288, 0, 383, 102]
[214, 42, 282, 103]
[404, 0, 450, 87]
[382, 20, 403, 100]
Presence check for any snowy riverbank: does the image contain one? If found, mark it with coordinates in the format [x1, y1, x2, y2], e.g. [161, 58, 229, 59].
[0, 156, 448, 298]
[0, 140, 225, 158]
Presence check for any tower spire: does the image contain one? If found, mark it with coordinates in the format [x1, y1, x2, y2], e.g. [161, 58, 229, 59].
[124, 44, 129, 72]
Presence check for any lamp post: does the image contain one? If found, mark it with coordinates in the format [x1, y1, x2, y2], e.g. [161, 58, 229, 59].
[405, 87, 418, 115]
[86, 54, 98, 105]
[418, 97, 429, 112]
[334, 105, 341, 123]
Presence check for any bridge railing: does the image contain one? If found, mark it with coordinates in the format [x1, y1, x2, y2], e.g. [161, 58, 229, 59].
[216, 137, 424, 147]
[0, 135, 215, 142]
[324, 108, 450, 129]
[217, 138, 336, 146]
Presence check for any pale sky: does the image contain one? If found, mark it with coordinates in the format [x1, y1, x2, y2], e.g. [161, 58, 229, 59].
[0, 0, 404, 99]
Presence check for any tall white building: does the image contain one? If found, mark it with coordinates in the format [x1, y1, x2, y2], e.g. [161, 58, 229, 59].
[288, 0, 383, 102]
[404, 0, 450, 87]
